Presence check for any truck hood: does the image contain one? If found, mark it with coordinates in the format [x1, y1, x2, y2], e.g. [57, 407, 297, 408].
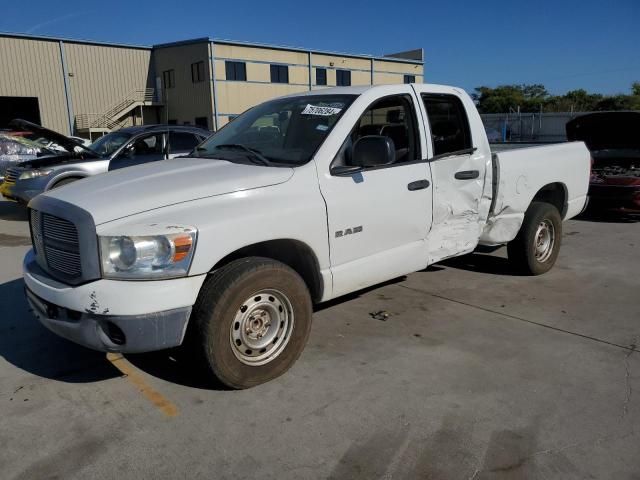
[40, 157, 295, 224]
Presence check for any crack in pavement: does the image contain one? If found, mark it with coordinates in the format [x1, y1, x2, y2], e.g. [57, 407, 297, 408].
[397, 284, 638, 354]
[621, 336, 638, 419]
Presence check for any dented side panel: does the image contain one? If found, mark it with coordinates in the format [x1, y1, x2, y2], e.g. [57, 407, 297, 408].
[479, 142, 591, 245]
[412, 85, 494, 264]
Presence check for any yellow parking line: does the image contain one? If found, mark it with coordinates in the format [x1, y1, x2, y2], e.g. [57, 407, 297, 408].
[106, 353, 178, 417]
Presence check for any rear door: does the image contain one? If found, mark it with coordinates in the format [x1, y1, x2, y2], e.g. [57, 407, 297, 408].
[415, 89, 488, 263]
[318, 90, 433, 297]
[168, 131, 203, 158]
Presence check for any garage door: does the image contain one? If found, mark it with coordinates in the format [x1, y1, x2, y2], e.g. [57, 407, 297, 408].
[0, 97, 41, 128]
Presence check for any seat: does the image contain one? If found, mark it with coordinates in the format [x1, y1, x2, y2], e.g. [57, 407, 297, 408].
[380, 124, 409, 162]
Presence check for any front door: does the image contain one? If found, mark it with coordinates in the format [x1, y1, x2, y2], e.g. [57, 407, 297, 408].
[319, 92, 433, 298]
[108, 132, 167, 171]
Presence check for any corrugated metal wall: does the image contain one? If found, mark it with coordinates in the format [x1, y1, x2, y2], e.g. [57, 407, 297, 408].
[64, 42, 152, 121]
[0, 36, 69, 133]
[153, 42, 213, 128]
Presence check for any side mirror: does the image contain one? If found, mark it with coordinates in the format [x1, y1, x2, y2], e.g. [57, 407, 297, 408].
[352, 135, 395, 168]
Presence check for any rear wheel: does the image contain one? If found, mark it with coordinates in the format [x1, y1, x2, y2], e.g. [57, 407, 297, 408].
[190, 257, 312, 389]
[507, 201, 562, 275]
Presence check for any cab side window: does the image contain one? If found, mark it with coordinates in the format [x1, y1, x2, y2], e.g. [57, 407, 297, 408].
[422, 94, 472, 157]
[109, 133, 165, 171]
[336, 95, 420, 168]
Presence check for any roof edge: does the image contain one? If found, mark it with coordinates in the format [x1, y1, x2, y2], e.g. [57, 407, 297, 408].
[0, 31, 151, 50]
[0, 31, 424, 65]
[155, 36, 424, 64]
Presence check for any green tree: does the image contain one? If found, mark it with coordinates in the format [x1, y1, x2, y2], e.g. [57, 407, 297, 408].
[473, 82, 640, 113]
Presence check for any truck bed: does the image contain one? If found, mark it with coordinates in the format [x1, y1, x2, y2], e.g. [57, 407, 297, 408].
[479, 142, 591, 245]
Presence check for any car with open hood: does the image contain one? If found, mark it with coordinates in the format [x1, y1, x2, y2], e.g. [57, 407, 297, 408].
[1, 120, 210, 203]
[566, 111, 640, 213]
[0, 132, 58, 182]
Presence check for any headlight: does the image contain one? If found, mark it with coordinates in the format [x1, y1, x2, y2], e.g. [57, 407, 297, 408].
[99, 228, 197, 279]
[18, 169, 53, 180]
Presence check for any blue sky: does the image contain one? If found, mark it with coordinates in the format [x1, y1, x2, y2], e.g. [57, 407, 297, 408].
[1, 0, 638, 95]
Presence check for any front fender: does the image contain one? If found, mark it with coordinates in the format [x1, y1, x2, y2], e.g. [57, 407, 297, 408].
[45, 171, 90, 190]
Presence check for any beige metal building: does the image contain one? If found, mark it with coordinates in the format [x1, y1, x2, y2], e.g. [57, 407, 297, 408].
[0, 32, 424, 137]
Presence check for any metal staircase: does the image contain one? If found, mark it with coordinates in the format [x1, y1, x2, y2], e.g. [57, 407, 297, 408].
[75, 88, 159, 135]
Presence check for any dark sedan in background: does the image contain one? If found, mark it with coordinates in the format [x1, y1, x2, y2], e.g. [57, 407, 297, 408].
[567, 112, 640, 213]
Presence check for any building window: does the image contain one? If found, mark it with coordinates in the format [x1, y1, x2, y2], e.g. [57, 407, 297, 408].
[195, 117, 209, 129]
[336, 69, 351, 86]
[162, 69, 175, 89]
[316, 68, 327, 86]
[225, 61, 247, 81]
[191, 61, 205, 83]
[404, 74, 416, 84]
[270, 64, 289, 84]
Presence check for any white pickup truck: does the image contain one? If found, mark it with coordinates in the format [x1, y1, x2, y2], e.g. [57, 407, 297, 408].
[23, 84, 590, 388]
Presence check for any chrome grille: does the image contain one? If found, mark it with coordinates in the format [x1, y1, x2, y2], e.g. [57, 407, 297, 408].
[29, 210, 44, 255]
[43, 245, 82, 276]
[30, 209, 82, 279]
[4, 167, 19, 184]
[43, 215, 80, 245]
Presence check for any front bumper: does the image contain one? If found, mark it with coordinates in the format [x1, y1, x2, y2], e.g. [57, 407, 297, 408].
[23, 250, 206, 353]
[0, 179, 39, 203]
[26, 287, 192, 353]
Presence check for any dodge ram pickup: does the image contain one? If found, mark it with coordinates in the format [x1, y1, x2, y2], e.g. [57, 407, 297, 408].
[23, 84, 590, 388]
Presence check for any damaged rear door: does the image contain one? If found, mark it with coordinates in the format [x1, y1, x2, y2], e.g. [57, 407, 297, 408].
[419, 92, 488, 263]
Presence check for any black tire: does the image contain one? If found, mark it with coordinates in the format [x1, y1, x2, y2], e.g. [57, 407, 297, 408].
[507, 201, 562, 275]
[51, 177, 80, 189]
[190, 257, 312, 389]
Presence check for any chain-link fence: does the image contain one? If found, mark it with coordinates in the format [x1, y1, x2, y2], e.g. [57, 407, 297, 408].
[481, 112, 593, 143]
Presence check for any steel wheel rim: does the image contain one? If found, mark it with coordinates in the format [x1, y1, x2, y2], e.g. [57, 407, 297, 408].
[534, 219, 555, 262]
[229, 289, 294, 366]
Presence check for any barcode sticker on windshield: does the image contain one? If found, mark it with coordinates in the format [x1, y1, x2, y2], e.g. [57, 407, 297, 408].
[301, 104, 342, 116]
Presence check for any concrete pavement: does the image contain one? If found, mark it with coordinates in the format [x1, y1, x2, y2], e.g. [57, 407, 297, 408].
[0, 197, 638, 479]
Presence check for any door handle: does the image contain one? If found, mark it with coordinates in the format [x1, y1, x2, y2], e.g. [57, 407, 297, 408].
[454, 170, 480, 180]
[407, 179, 430, 191]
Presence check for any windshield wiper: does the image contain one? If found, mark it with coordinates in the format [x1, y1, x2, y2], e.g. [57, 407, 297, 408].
[213, 144, 271, 166]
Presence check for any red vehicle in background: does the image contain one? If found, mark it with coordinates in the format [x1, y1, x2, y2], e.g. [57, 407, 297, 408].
[567, 112, 640, 213]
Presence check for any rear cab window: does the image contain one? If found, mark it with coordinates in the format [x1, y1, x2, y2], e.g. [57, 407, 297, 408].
[422, 94, 473, 158]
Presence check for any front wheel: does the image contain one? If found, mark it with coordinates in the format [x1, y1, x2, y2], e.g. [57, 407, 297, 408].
[507, 201, 562, 275]
[190, 257, 312, 389]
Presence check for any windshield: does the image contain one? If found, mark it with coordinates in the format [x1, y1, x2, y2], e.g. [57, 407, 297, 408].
[193, 94, 356, 165]
[89, 132, 133, 156]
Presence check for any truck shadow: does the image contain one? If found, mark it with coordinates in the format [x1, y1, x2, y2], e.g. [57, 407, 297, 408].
[0, 200, 28, 221]
[126, 349, 228, 390]
[0, 278, 120, 383]
[575, 210, 639, 223]
[439, 252, 520, 276]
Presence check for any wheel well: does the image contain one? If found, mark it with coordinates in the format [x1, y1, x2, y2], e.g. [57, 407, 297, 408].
[49, 176, 83, 190]
[211, 239, 324, 302]
[531, 183, 568, 218]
